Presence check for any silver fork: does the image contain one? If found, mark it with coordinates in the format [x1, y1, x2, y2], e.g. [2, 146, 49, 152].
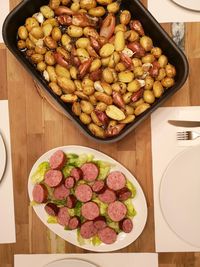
[176, 131, 200, 141]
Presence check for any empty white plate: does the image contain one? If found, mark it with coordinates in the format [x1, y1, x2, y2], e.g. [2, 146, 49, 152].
[44, 258, 98, 267]
[159, 145, 200, 248]
[0, 133, 6, 182]
[172, 0, 200, 11]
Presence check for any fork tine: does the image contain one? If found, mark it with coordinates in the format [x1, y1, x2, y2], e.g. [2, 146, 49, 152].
[176, 131, 190, 140]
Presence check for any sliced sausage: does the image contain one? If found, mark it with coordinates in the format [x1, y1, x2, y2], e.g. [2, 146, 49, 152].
[81, 163, 99, 182]
[70, 167, 83, 181]
[44, 170, 63, 187]
[107, 201, 127, 222]
[65, 176, 75, 189]
[106, 171, 126, 191]
[81, 201, 100, 220]
[66, 195, 77, 209]
[75, 184, 93, 202]
[80, 221, 97, 239]
[49, 150, 66, 170]
[93, 216, 107, 230]
[57, 207, 70, 226]
[68, 216, 80, 230]
[98, 227, 117, 244]
[117, 187, 132, 201]
[119, 218, 133, 233]
[98, 188, 116, 204]
[92, 180, 105, 193]
[44, 203, 59, 216]
[53, 184, 70, 200]
[32, 184, 48, 203]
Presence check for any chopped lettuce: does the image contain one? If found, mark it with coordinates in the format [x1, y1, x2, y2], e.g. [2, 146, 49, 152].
[107, 221, 121, 234]
[92, 235, 102, 246]
[74, 201, 83, 217]
[50, 199, 66, 206]
[31, 161, 50, 184]
[93, 198, 108, 216]
[62, 165, 74, 177]
[75, 153, 94, 167]
[93, 160, 112, 180]
[68, 209, 75, 217]
[126, 180, 137, 198]
[77, 229, 85, 246]
[124, 199, 137, 218]
[47, 216, 58, 224]
[30, 200, 38, 206]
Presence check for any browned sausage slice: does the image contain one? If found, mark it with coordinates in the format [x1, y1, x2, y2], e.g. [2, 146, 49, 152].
[119, 218, 133, 233]
[65, 176, 75, 189]
[66, 195, 77, 209]
[107, 201, 127, 222]
[81, 201, 100, 220]
[117, 187, 132, 201]
[44, 170, 63, 187]
[106, 171, 126, 191]
[49, 150, 66, 170]
[92, 180, 105, 193]
[75, 184, 93, 202]
[98, 227, 117, 244]
[93, 216, 107, 230]
[98, 188, 116, 204]
[32, 184, 48, 203]
[53, 184, 70, 200]
[81, 163, 99, 182]
[57, 207, 70, 226]
[80, 221, 97, 239]
[44, 203, 59, 216]
[70, 167, 83, 181]
[68, 216, 80, 230]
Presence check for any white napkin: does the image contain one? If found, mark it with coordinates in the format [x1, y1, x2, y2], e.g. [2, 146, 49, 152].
[14, 253, 158, 267]
[0, 1, 9, 43]
[0, 100, 16, 243]
[148, 0, 200, 23]
[151, 106, 200, 252]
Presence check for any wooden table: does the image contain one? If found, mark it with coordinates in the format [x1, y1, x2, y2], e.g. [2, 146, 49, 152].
[0, 0, 200, 266]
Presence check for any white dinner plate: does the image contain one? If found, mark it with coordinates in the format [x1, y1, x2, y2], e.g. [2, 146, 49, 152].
[44, 258, 98, 267]
[171, 0, 200, 11]
[28, 145, 147, 252]
[160, 145, 200, 248]
[0, 133, 6, 183]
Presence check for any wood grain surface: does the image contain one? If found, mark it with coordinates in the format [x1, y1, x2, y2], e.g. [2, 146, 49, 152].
[0, 0, 200, 266]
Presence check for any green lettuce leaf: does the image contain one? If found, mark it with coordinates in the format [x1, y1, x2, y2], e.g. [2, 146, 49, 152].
[124, 199, 137, 218]
[126, 180, 137, 198]
[107, 221, 121, 234]
[31, 161, 50, 184]
[92, 235, 102, 246]
[74, 201, 83, 217]
[50, 199, 66, 206]
[62, 165, 74, 178]
[47, 216, 58, 224]
[93, 198, 108, 216]
[77, 228, 85, 246]
[93, 160, 113, 180]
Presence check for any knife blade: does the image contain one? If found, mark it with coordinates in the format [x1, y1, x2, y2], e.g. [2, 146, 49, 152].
[168, 120, 200, 127]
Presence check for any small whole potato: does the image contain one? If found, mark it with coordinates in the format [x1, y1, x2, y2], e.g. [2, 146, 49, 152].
[80, 100, 94, 114]
[57, 77, 76, 93]
[118, 71, 134, 83]
[67, 25, 83, 38]
[101, 57, 110, 67]
[26, 49, 35, 57]
[91, 111, 102, 126]
[45, 51, 56, 65]
[127, 80, 141, 92]
[70, 66, 78, 79]
[49, 0, 61, 10]
[101, 82, 112, 95]
[115, 62, 126, 72]
[140, 36, 153, 51]
[83, 86, 95, 95]
[142, 54, 155, 64]
[76, 38, 90, 49]
[25, 17, 39, 32]
[80, 113, 92, 124]
[18, 26, 28, 40]
[112, 82, 127, 94]
[125, 30, 139, 42]
[94, 92, 113, 105]
[74, 80, 83, 91]
[61, 0, 71, 4]
[37, 61, 47, 72]
[61, 34, 71, 47]
[30, 26, 44, 39]
[125, 105, 134, 115]
[44, 36, 57, 49]
[102, 68, 114, 84]
[40, 5, 54, 18]
[153, 81, 164, 98]
[114, 24, 127, 33]
[151, 47, 162, 58]
[107, 2, 120, 13]
[134, 66, 144, 77]
[71, 2, 80, 12]
[17, 40, 26, 50]
[52, 27, 62, 41]
[100, 44, 115, 58]
[88, 123, 105, 138]
[42, 23, 53, 37]
[31, 53, 44, 63]
[75, 91, 89, 100]
[61, 94, 78, 103]
[165, 64, 176, 78]
[158, 55, 168, 68]
[77, 48, 90, 62]
[47, 66, 57, 82]
[132, 58, 142, 67]
[82, 78, 94, 87]
[80, 0, 96, 10]
[106, 105, 126, 120]
[55, 64, 70, 78]
[145, 75, 154, 90]
[49, 82, 62, 95]
[42, 18, 58, 27]
[35, 46, 47, 55]
[72, 102, 82, 116]
[96, 102, 107, 111]
[156, 68, 166, 81]
[120, 114, 135, 124]
[143, 90, 155, 104]
[120, 10, 131, 25]
[88, 6, 106, 17]
[134, 103, 150, 116]
[97, 0, 113, 5]
[90, 58, 102, 72]
[131, 98, 144, 108]
[123, 92, 133, 104]
[114, 31, 125, 52]
[89, 95, 97, 105]
[161, 77, 175, 88]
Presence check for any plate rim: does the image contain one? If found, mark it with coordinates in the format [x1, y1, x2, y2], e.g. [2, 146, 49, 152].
[28, 145, 148, 252]
[159, 144, 200, 248]
[43, 257, 99, 267]
[171, 0, 200, 12]
[0, 133, 7, 183]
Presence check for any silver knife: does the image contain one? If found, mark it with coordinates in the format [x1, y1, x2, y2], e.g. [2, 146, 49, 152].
[168, 120, 200, 127]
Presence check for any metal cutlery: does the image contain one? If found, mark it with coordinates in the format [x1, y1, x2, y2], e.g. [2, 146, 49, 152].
[0, 133, 7, 183]
[168, 120, 200, 127]
[176, 131, 200, 141]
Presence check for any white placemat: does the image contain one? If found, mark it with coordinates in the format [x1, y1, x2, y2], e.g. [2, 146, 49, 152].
[14, 253, 158, 267]
[148, 0, 200, 23]
[0, 1, 9, 43]
[0, 100, 16, 243]
[151, 106, 200, 252]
